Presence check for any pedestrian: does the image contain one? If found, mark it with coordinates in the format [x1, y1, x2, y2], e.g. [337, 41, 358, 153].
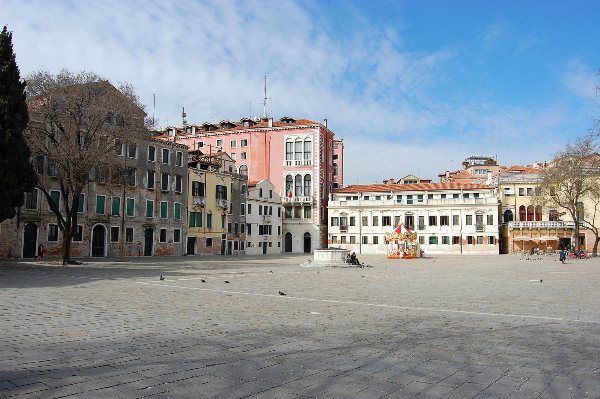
[559, 247, 566, 264]
[37, 243, 44, 261]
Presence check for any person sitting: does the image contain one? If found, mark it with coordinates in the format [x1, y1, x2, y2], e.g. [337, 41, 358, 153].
[349, 252, 359, 265]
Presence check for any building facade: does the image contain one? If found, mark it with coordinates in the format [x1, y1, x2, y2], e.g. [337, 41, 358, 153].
[186, 151, 246, 256]
[328, 182, 500, 255]
[158, 116, 343, 253]
[245, 179, 283, 255]
[0, 137, 189, 259]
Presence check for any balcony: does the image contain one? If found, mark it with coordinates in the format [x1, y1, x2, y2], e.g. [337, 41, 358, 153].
[282, 196, 312, 204]
[508, 221, 575, 229]
[216, 199, 228, 209]
[284, 159, 312, 166]
[340, 225, 348, 232]
[475, 224, 485, 232]
[329, 197, 498, 207]
[192, 196, 205, 206]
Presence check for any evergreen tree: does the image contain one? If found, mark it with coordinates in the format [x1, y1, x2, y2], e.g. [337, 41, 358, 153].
[0, 26, 36, 222]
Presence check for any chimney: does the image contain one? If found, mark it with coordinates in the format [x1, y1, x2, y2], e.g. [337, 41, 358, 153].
[268, 117, 273, 127]
[191, 126, 196, 135]
[168, 128, 176, 137]
[323, 118, 328, 128]
[445, 171, 450, 178]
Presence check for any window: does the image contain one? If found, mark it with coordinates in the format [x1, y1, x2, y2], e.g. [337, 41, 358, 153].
[161, 173, 169, 191]
[241, 152, 247, 160]
[285, 207, 292, 219]
[259, 205, 263, 216]
[362, 236, 368, 244]
[197, 141, 204, 149]
[111, 197, 120, 216]
[406, 195, 413, 205]
[285, 142, 293, 161]
[295, 141, 302, 160]
[125, 227, 134, 243]
[148, 146, 156, 162]
[304, 175, 311, 196]
[175, 175, 182, 193]
[304, 141, 311, 160]
[476, 214, 484, 227]
[375, 196, 381, 201]
[48, 224, 59, 241]
[487, 215, 493, 225]
[333, 163, 338, 176]
[442, 236, 449, 245]
[350, 236, 356, 244]
[216, 185, 227, 200]
[159, 228, 167, 243]
[331, 216, 340, 226]
[429, 236, 438, 245]
[340, 236, 346, 244]
[452, 215, 459, 225]
[419, 236, 424, 244]
[463, 193, 470, 198]
[206, 237, 213, 246]
[128, 143, 137, 158]
[331, 236, 338, 244]
[269, 190, 273, 198]
[364, 195, 370, 200]
[231, 153, 236, 161]
[35, 156, 45, 175]
[526, 187, 533, 196]
[467, 236, 474, 244]
[189, 212, 201, 227]
[295, 175, 302, 197]
[176, 151, 183, 167]
[373, 236, 379, 244]
[294, 206, 302, 219]
[230, 140, 237, 148]
[372, 216, 379, 226]
[518, 188, 525, 196]
[241, 139, 248, 147]
[428, 216, 437, 226]
[162, 148, 170, 164]
[192, 181, 204, 197]
[452, 236, 460, 245]
[382, 216, 391, 226]
[25, 189, 38, 210]
[174, 229, 181, 243]
[394, 216, 401, 227]
[440, 216, 449, 226]
[77, 193, 84, 213]
[73, 225, 83, 242]
[126, 198, 135, 217]
[350, 217, 356, 226]
[396, 195, 402, 204]
[206, 213, 213, 228]
[417, 195, 424, 203]
[146, 200, 154, 218]
[115, 140, 124, 156]
[477, 236, 484, 244]
[418, 216, 425, 230]
[110, 227, 119, 242]
[465, 215, 472, 225]
[96, 195, 106, 215]
[489, 236, 496, 245]
[221, 215, 226, 229]
[405, 215, 414, 229]
[160, 201, 168, 219]
[216, 139, 223, 147]
[49, 190, 60, 210]
[452, 193, 459, 199]
[427, 194, 434, 200]
[147, 170, 155, 189]
[474, 193, 480, 198]
[304, 206, 311, 219]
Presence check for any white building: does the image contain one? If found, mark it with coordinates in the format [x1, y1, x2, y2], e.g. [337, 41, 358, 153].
[327, 182, 500, 255]
[245, 179, 283, 255]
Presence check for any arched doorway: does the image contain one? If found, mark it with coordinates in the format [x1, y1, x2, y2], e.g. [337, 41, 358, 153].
[23, 223, 37, 258]
[144, 228, 153, 256]
[284, 232, 292, 253]
[91, 225, 106, 257]
[503, 210, 513, 223]
[303, 232, 311, 253]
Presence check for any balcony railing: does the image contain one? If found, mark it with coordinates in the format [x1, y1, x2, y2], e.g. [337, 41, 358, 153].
[340, 225, 348, 232]
[216, 199, 228, 209]
[508, 221, 575, 229]
[282, 196, 312, 204]
[192, 196, 205, 206]
[329, 197, 498, 207]
[284, 159, 312, 166]
[475, 224, 485, 232]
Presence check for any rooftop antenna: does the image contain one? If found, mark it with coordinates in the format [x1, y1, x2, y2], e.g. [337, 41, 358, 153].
[262, 75, 268, 119]
[249, 102, 252, 118]
[152, 93, 156, 127]
[182, 107, 187, 127]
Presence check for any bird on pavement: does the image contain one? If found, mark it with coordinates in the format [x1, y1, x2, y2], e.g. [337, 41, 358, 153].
[200, 279, 206, 283]
[224, 280, 230, 284]
[159, 276, 165, 281]
[269, 270, 273, 274]
[279, 291, 286, 296]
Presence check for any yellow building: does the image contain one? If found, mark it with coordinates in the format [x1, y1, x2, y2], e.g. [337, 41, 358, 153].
[498, 169, 576, 254]
[186, 151, 233, 255]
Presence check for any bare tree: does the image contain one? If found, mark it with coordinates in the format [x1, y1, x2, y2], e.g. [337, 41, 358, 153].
[534, 132, 600, 253]
[24, 70, 146, 264]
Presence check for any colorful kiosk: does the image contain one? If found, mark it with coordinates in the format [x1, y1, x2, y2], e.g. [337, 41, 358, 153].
[385, 224, 420, 259]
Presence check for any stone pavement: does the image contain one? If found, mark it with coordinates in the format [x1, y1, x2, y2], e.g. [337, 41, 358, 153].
[1, 254, 599, 398]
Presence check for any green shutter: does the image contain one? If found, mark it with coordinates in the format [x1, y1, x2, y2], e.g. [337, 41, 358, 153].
[189, 212, 196, 228]
[207, 214, 212, 228]
[174, 203, 181, 220]
[50, 191, 60, 209]
[111, 197, 120, 216]
[146, 200, 153, 217]
[196, 211, 203, 227]
[160, 201, 168, 219]
[77, 193, 84, 213]
[96, 195, 105, 214]
[126, 198, 134, 217]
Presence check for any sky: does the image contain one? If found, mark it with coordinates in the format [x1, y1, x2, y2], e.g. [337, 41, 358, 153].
[2, 0, 599, 182]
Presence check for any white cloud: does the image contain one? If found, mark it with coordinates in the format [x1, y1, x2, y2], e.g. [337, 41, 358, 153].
[563, 59, 598, 101]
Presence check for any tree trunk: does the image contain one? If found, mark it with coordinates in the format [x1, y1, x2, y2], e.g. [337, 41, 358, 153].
[593, 238, 600, 257]
[61, 233, 72, 265]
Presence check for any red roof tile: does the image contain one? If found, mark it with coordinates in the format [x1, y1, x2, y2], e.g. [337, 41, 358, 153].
[333, 182, 492, 194]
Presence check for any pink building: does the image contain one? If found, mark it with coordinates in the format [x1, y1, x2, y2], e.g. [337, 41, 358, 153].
[156, 116, 344, 253]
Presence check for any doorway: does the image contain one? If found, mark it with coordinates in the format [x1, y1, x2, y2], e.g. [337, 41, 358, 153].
[23, 223, 37, 258]
[262, 240, 267, 255]
[187, 237, 196, 255]
[91, 225, 106, 257]
[144, 228, 153, 256]
[284, 232, 292, 253]
[303, 232, 311, 253]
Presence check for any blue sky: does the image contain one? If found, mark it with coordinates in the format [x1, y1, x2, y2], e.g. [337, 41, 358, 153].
[2, 0, 598, 182]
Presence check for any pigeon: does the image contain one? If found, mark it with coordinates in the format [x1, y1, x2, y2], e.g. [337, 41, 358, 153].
[159, 276, 165, 281]
[269, 270, 273, 274]
[224, 280, 230, 284]
[540, 279, 543, 283]
[279, 291, 286, 296]
[200, 279, 206, 283]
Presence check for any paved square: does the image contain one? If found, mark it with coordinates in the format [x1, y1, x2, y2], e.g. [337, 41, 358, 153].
[1, 254, 600, 399]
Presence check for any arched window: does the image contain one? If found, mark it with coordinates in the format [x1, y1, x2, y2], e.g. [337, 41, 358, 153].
[527, 205, 534, 221]
[535, 206, 542, 221]
[303, 140, 311, 160]
[549, 209, 559, 221]
[333, 163, 338, 176]
[285, 175, 293, 198]
[503, 210, 513, 223]
[303, 174, 311, 197]
[238, 165, 248, 176]
[519, 205, 526, 221]
[294, 140, 302, 161]
[295, 175, 302, 197]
